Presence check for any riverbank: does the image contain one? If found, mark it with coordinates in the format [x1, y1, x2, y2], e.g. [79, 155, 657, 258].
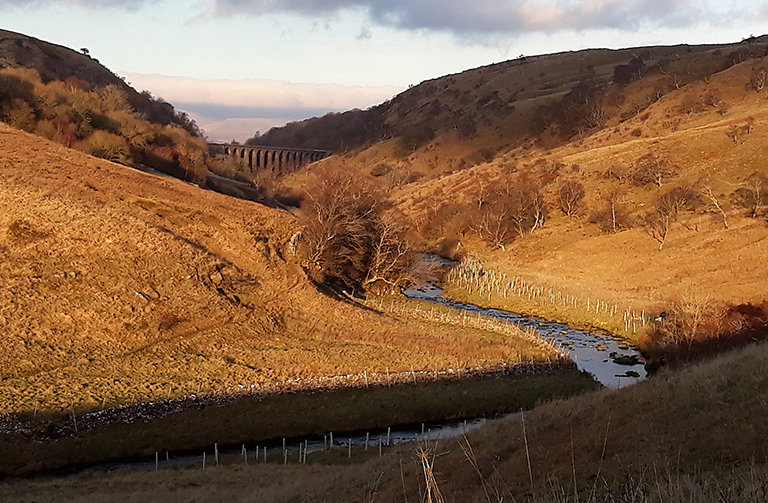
[442, 255, 650, 339]
[0, 361, 598, 477]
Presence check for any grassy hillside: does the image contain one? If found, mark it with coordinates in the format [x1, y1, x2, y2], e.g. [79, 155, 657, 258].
[257, 40, 768, 362]
[401, 57, 768, 351]
[0, 122, 559, 415]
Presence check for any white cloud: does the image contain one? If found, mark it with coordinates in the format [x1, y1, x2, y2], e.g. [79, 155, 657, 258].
[186, 115, 291, 142]
[205, 0, 705, 35]
[121, 73, 403, 110]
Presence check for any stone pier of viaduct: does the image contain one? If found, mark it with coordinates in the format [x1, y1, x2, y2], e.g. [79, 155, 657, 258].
[209, 143, 328, 174]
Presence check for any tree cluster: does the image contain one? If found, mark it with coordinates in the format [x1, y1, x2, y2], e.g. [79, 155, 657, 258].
[419, 173, 549, 251]
[0, 68, 209, 184]
[297, 170, 415, 293]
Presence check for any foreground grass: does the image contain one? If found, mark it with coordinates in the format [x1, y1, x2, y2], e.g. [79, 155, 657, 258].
[7, 339, 768, 501]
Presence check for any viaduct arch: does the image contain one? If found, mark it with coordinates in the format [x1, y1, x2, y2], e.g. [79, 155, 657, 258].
[209, 143, 328, 174]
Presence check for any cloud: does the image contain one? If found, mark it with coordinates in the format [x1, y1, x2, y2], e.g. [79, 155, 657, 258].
[206, 0, 704, 35]
[184, 115, 292, 142]
[121, 73, 403, 141]
[0, 0, 148, 8]
[122, 73, 402, 112]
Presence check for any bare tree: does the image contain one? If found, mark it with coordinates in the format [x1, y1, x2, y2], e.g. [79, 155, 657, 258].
[632, 152, 677, 187]
[643, 185, 695, 250]
[743, 172, 768, 218]
[727, 117, 755, 144]
[672, 73, 683, 90]
[474, 190, 516, 250]
[751, 68, 767, 92]
[644, 207, 674, 251]
[591, 189, 633, 233]
[585, 100, 606, 129]
[298, 170, 377, 286]
[701, 88, 722, 108]
[507, 181, 547, 237]
[363, 210, 416, 292]
[699, 178, 729, 229]
[558, 180, 587, 217]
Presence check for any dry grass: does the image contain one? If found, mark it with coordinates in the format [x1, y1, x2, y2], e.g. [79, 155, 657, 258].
[376, 59, 768, 340]
[0, 123, 559, 415]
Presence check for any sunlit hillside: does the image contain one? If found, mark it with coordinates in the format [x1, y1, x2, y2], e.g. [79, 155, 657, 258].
[0, 122, 558, 416]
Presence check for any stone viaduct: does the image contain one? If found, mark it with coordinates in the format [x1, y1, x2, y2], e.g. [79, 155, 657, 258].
[209, 143, 328, 174]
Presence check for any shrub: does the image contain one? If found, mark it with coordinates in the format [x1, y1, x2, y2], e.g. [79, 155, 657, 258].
[82, 130, 129, 163]
[370, 163, 392, 177]
[2, 98, 36, 132]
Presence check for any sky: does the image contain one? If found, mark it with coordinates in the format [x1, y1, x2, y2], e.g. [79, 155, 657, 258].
[1, 0, 767, 142]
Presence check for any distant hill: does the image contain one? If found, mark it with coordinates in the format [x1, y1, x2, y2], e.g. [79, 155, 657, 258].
[0, 29, 198, 132]
[250, 37, 768, 156]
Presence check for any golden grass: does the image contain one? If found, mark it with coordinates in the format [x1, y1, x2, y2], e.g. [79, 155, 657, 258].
[0, 123, 558, 415]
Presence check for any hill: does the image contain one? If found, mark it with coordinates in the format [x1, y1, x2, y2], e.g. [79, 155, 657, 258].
[0, 29, 199, 133]
[0, 122, 559, 415]
[249, 37, 768, 158]
[248, 37, 768, 363]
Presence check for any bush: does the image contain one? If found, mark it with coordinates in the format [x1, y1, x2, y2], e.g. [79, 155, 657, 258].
[370, 163, 391, 177]
[2, 98, 36, 132]
[82, 130, 129, 163]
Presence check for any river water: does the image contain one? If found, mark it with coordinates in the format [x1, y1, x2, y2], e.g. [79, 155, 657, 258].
[403, 282, 647, 389]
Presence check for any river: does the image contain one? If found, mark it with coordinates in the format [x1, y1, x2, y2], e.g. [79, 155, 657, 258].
[403, 281, 647, 389]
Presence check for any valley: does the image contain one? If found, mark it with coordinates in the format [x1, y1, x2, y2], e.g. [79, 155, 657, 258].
[1, 27, 768, 502]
